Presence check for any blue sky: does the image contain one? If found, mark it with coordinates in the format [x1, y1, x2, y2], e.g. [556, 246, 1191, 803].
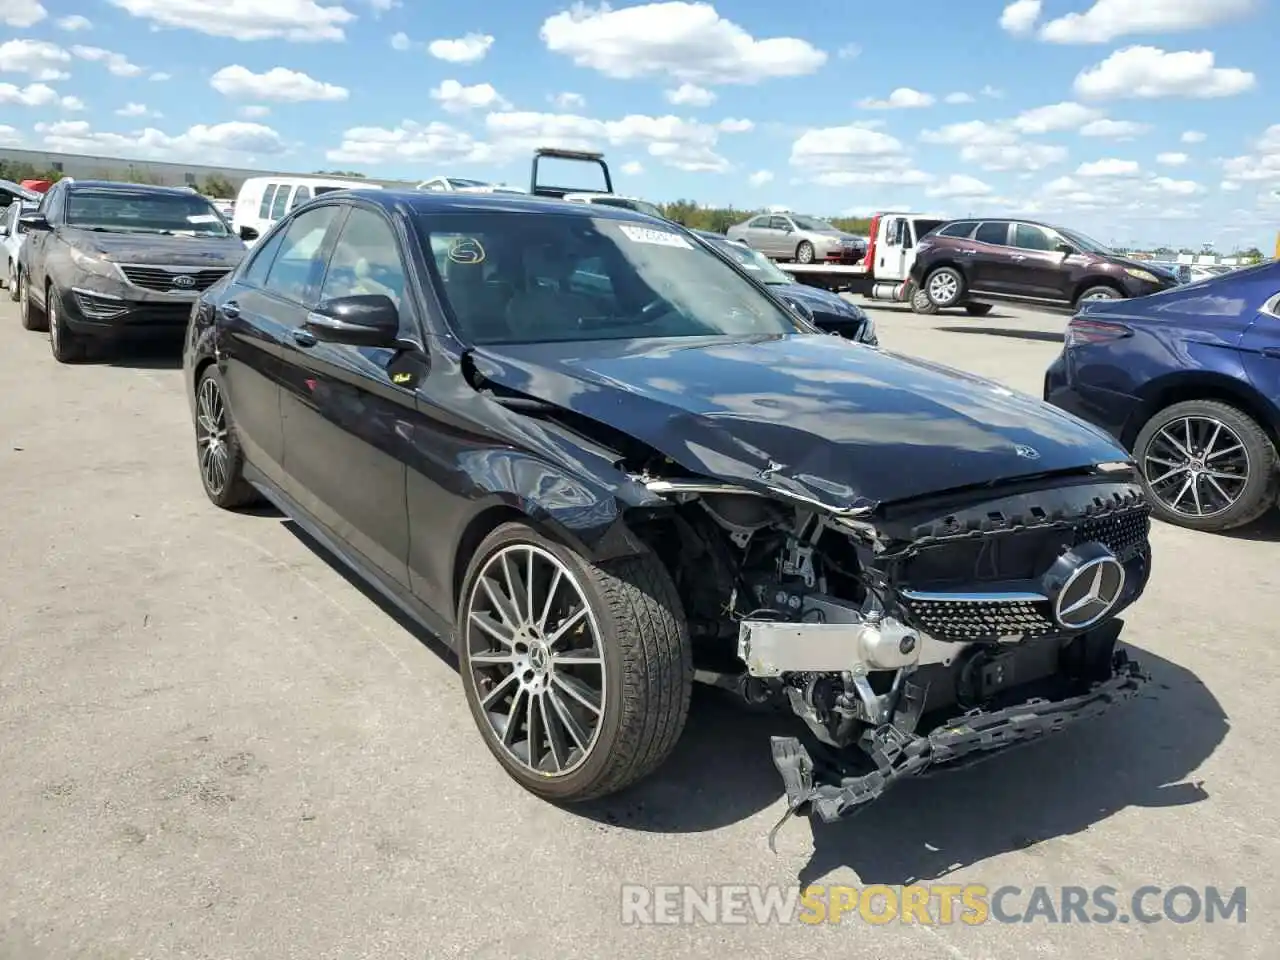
[1, 0, 1277, 250]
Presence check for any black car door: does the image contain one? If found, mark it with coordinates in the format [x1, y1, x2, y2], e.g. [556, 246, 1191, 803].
[278, 203, 418, 589]
[968, 221, 1015, 292]
[219, 205, 344, 486]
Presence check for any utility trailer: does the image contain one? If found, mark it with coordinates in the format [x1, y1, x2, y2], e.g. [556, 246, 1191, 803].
[776, 211, 990, 315]
[529, 147, 614, 199]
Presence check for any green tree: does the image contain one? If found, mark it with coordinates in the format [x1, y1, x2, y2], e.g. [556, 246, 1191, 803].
[200, 174, 237, 197]
[313, 169, 366, 178]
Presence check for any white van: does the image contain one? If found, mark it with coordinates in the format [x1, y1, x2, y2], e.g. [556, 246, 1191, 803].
[231, 175, 382, 244]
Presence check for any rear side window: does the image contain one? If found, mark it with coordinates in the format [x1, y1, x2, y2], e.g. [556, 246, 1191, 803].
[264, 205, 343, 305]
[258, 184, 277, 219]
[974, 222, 1009, 246]
[938, 221, 977, 238]
[269, 186, 292, 221]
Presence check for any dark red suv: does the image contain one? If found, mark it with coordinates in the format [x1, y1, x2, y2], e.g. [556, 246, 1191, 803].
[910, 218, 1180, 312]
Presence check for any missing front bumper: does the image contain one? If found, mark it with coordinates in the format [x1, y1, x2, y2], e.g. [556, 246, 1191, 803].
[766, 651, 1145, 845]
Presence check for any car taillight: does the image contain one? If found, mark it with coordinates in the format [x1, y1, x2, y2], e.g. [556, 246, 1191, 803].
[1065, 318, 1131, 348]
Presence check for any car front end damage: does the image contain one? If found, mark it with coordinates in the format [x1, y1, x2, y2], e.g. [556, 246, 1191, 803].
[631, 469, 1151, 844]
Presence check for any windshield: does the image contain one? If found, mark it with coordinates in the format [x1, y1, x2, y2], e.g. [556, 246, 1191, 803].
[705, 236, 793, 284]
[448, 178, 488, 188]
[791, 215, 836, 232]
[1058, 227, 1114, 256]
[417, 212, 802, 345]
[66, 190, 231, 237]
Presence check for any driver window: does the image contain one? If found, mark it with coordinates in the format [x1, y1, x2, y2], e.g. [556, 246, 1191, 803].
[768, 216, 790, 231]
[319, 207, 406, 309]
[263, 205, 342, 305]
[1013, 223, 1055, 251]
[883, 219, 901, 247]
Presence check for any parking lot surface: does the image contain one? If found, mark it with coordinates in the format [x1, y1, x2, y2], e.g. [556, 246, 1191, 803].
[1, 298, 1276, 960]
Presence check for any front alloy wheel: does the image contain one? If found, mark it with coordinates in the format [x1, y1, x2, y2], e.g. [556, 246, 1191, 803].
[459, 523, 692, 802]
[193, 368, 260, 509]
[1135, 400, 1279, 532]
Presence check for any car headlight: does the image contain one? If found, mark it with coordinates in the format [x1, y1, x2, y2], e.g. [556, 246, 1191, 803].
[1124, 267, 1160, 284]
[69, 247, 120, 278]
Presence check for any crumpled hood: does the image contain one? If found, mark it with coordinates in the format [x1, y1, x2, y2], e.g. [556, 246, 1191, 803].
[63, 228, 247, 267]
[774, 282, 867, 323]
[470, 334, 1128, 511]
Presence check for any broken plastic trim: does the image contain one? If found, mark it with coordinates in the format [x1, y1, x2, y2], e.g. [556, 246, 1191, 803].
[766, 652, 1146, 851]
[641, 477, 876, 517]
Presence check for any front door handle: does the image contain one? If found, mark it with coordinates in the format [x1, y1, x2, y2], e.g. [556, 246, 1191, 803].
[959, 249, 978, 255]
[221, 301, 241, 319]
[291, 327, 317, 347]
[1010, 254, 1027, 261]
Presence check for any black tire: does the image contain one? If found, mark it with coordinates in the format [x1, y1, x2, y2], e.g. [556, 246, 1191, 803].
[795, 241, 815, 264]
[1076, 285, 1122, 308]
[458, 522, 693, 803]
[19, 270, 47, 331]
[964, 302, 993, 317]
[47, 284, 92, 363]
[924, 266, 965, 307]
[908, 282, 938, 315]
[1133, 399, 1278, 533]
[6, 259, 17, 302]
[194, 366, 261, 509]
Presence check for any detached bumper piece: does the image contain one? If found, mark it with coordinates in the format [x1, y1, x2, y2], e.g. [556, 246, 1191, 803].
[767, 652, 1145, 848]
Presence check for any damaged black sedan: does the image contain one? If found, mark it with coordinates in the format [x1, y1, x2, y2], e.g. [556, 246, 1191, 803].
[184, 189, 1151, 832]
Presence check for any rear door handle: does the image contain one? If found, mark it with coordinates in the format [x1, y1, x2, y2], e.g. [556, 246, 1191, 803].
[291, 327, 317, 347]
[1010, 254, 1027, 261]
[959, 249, 978, 255]
[221, 301, 241, 319]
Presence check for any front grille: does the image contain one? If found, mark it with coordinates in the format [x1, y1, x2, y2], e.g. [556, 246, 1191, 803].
[1073, 504, 1150, 562]
[900, 595, 1058, 641]
[118, 265, 230, 293]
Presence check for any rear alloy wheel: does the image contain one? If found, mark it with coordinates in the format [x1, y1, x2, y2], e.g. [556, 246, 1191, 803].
[964, 302, 993, 317]
[1133, 400, 1278, 532]
[795, 241, 815, 264]
[19, 271, 47, 331]
[459, 523, 692, 803]
[194, 368, 261, 509]
[47, 286, 91, 363]
[925, 266, 965, 308]
[1076, 285, 1121, 306]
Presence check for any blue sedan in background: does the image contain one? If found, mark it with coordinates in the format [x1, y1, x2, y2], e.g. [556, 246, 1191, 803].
[1045, 261, 1280, 533]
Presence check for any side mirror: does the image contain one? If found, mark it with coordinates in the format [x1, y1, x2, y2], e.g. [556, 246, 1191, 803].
[239, 225, 260, 241]
[18, 211, 50, 231]
[304, 294, 402, 348]
[1056, 242, 1075, 255]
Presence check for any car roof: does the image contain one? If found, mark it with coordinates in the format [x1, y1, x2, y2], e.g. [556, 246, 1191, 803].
[342, 188, 671, 225]
[63, 179, 201, 196]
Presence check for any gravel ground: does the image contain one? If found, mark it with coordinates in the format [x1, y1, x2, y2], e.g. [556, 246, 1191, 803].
[1, 297, 1275, 960]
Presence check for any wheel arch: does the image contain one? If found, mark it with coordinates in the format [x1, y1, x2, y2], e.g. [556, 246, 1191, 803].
[1071, 276, 1125, 305]
[1127, 371, 1280, 450]
[923, 259, 969, 283]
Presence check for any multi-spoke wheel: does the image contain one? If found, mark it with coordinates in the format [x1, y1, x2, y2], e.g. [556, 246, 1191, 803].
[924, 267, 965, 308]
[193, 367, 260, 509]
[1134, 399, 1279, 532]
[458, 523, 693, 802]
[48, 284, 90, 363]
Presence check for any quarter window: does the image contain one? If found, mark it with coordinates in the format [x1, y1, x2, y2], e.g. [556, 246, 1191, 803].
[289, 186, 312, 211]
[319, 208, 406, 309]
[974, 222, 1010, 246]
[938, 221, 978, 239]
[258, 184, 278, 219]
[241, 228, 287, 288]
[263, 205, 343, 305]
[1013, 223, 1056, 251]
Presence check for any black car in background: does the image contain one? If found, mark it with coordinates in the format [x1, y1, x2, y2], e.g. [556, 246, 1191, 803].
[912, 218, 1181, 312]
[184, 189, 1150, 829]
[17, 180, 248, 362]
[693, 229, 877, 345]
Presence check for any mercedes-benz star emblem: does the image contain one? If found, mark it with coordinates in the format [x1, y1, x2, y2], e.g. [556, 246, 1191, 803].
[1053, 555, 1126, 629]
[1015, 444, 1040, 460]
[172, 275, 196, 289]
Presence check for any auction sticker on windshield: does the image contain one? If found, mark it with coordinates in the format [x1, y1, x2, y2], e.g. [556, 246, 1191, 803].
[617, 225, 693, 249]
[187, 214, 222, 223]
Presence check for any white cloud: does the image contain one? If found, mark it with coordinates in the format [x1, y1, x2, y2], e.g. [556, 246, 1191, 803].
[926, 174, 994, 199]
[149, 72, 171, 81]
[427, 33, 494, 63]
[0, 81, 61, 106]
[115, 102, 156, 117]
[239, 105, 270, 118]
[790, 124, 931, 186]
[390, 31, 412, 51]
[71, 45, 144, 77]
[540, 1, 827, 84]
[858, 87, 934, 109]
[1181, 130, 1206, 144]
[920, 120, 1017, 146]
[551, 91, 585, 109]
[1074, 46, 1256, 100]
[981, 85, 1004, 98]
[1221, 181, 1241, 191]
[210, 65, 348, 102]
[944, 92, 974, 104]
[1218, 125, 1280, 183]
[105, 0, 354, 42]
[431, 79, 509, 113]
[837, 43, 861, 59]
[1079, 118, 1150, 138]
[1077, 158, 1141, 177]
[327, 120, 490, 165]
[999, 0, 1041, 35]
[0, 39, 70, 80]
[0, 0, 46, 27]
[0, 124, 22, 146]
[1012, 101, 1102, 133]
[717, 117, 753, 133]
[36, 119, 288, 161]
[60, 95, 85, 110]
[963, 142, 1068, 172]
[748, 169, 773, 186]
[666, 82, 715, 106]
[1147, 175, 1202, 195]
[56, 13, 91, 30]
[1156, 151, 1188, 165]
[1039, 0, 1257, 44]
[621, 160, 644, 175]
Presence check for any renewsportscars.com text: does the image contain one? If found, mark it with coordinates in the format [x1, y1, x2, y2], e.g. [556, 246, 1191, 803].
[620, 884, 1246, 926]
